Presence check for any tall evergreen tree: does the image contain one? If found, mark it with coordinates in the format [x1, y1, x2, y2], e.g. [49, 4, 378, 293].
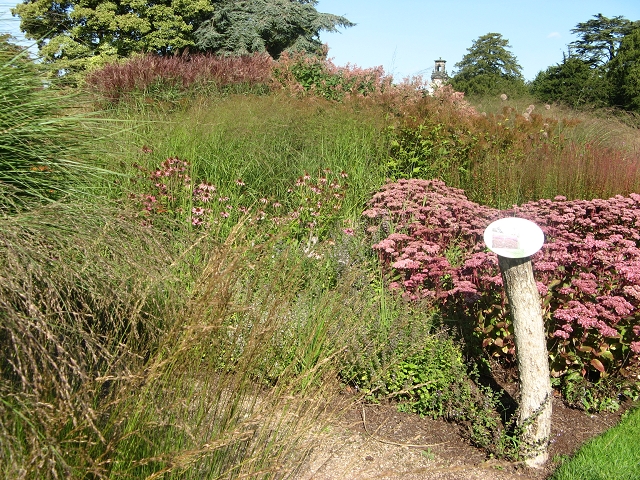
[569, 14, 636, 68]
[450, 33, 526, 96]
[193, 0, 354, 58]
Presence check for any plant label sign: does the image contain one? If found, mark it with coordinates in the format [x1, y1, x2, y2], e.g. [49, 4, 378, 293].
[483, 217, 544, 258]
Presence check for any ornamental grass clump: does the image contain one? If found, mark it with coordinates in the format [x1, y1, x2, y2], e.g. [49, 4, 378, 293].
[0, 40, 104, 209]
[363, 178, 640, 408]
[387, 102, 640, 207]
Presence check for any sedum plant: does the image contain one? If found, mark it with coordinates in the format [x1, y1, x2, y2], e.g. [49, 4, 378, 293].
[363, 178, 640, 409]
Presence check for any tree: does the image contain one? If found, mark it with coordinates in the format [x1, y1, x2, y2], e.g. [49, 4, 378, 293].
[450, 33, 526, 96]
[569, 14, 636, 68]
[12, 0, 353, 78]
[530, 55, 610, 108]
[608, 27, 640, 111]
[193, 0, 354, 58]
[13, 0, 214, 76]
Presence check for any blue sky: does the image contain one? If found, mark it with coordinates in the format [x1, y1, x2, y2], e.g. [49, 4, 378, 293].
[2, 1, 639, 81]
[316, 0, 640, 81]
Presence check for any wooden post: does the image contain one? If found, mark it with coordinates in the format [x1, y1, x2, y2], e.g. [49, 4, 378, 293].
[498, 255, 552, 468]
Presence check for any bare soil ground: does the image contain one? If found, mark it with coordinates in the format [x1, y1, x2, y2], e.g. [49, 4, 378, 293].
[293, 393, 630, 480]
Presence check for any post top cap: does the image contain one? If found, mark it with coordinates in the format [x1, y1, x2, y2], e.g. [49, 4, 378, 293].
[484, 217, 545, 258]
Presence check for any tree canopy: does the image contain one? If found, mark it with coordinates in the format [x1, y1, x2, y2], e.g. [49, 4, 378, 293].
[531, 14, 640, 112]
[529, 55, 610, 108]
[569, 13, 636, 68]
[608, 26, 640, 111]
[449, 33, 526, 96]
[12, 0, 353, 76]
[194, 0, 354, 58]
[13, 0, 214, 75]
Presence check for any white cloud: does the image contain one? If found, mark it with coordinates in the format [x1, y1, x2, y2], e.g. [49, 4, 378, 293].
[547, 32, 561, 39]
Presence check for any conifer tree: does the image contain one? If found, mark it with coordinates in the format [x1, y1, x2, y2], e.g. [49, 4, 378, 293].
[193, 0, 354, 58]
[450, 33, 526, 96]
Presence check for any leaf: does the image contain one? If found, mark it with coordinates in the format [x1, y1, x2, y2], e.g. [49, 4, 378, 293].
[600, 350, 614, 361]
[590, 358, 605, 373]
[548, 278, 562, 289]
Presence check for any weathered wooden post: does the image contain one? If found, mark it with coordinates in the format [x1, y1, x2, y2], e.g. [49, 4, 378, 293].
[484, 218, 552, 468]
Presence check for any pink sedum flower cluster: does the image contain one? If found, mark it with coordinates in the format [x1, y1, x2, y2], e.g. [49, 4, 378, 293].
[364, 178, 640, 379]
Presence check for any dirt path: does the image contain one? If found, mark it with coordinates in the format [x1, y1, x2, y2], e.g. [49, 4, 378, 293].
[293, 397, 626, 480]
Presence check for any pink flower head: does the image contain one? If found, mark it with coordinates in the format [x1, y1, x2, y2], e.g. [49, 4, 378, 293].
[342, 228, 355, 236]
[392, 258, 421, 269]
[553, 330, 570, 340]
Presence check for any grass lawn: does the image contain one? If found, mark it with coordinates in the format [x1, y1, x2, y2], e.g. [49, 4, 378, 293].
[551, 406, 640, 480]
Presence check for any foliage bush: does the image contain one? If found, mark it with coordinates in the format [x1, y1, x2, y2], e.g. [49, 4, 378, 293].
[362, 178, 640, 410]
[272, 50, 393, 101]
[341, 300, 515, 455]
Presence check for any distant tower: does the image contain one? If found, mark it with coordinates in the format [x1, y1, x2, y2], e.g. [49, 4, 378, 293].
[431, 58, 448, 87]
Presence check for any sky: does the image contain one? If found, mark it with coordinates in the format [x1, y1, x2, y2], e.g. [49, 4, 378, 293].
[316, 0, 640, 81]
[1, 0, 639, 82]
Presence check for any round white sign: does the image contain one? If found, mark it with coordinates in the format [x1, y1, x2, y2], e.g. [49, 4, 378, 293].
[483, 217, 545, 258]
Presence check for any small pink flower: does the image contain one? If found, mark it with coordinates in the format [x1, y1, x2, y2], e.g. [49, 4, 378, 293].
[220, 211, 230, 218]
[342, 228, 355, 236]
